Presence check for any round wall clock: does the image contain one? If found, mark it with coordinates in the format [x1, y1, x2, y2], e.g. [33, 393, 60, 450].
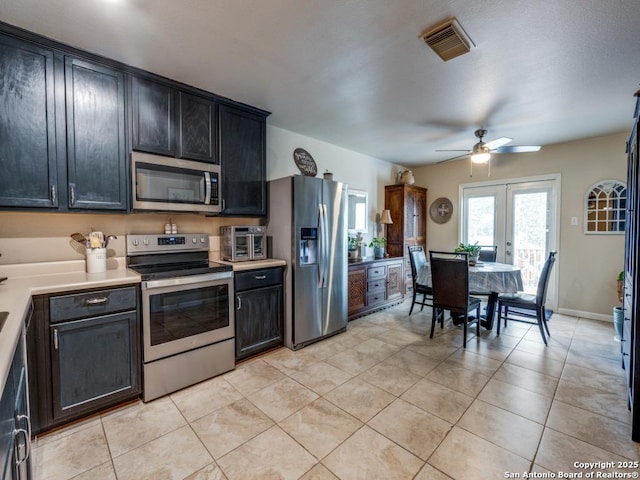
[429, 197, 453, 224]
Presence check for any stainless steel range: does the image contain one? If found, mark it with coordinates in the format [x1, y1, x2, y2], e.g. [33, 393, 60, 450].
[126, 233, 234, 401]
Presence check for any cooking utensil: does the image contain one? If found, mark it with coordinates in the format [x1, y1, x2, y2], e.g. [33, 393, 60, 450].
[103, 235, 117, 249]
[71, 232, 87, 246]
[89, 231, 104, 249]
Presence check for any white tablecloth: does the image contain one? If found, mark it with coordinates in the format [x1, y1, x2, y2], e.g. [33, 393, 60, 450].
[417, 262, 523, 294]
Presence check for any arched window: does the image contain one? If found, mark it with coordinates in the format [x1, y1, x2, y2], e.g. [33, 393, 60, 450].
[584, 180, 627, 234]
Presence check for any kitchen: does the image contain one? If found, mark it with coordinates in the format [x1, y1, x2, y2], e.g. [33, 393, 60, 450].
[1, 1, 640, 479]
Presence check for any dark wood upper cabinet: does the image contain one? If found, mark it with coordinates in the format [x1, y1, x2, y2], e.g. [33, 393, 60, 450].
[131, 76, 176, 157]
[65, 57, 127, 210]
[132, 77, 218, 163]
[0, 35, 58, 208]
[179, 91, 216, 163]
[219, 104, 267, 216]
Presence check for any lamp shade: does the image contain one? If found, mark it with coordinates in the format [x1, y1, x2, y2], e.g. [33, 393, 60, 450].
[380, 209, 393, 224]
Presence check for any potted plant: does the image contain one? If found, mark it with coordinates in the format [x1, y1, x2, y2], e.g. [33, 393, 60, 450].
[347, 236, 359, 261]
[369, 237, 387, 259]
[454, 242, 482, 264]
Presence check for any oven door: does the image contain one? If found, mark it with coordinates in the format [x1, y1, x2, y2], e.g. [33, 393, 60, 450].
[233, 234, 253, 261]
[132, 152, 220, 213]
[251, 234, 267, 260]
[141, 273, 233, 362]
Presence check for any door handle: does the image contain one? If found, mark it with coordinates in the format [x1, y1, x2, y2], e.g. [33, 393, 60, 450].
[13, 427, 30, 468]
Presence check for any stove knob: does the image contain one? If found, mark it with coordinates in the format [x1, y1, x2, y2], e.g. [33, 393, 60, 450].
[132, 239, 139, 246]
[200, 236, 206, 243]
[192, 237, 197, 244]
[143, 238, 149, 246]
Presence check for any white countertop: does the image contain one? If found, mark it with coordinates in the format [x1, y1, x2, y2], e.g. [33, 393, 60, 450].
[218, 258, 287, 271]
[0, 258, 141, 393]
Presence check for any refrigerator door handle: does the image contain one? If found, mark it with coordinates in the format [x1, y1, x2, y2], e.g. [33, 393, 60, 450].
[318, 203, 325, 287]
[322, 203, 330, 288]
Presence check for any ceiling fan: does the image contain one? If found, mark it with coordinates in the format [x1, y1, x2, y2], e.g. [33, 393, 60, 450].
[437, 129, 541, 164]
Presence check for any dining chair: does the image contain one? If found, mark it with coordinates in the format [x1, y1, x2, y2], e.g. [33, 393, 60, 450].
[429, 251, 482, 348]
[477, 245, 498, 262]
[407, 245, 433, 315]
[496, 251, 557, 345]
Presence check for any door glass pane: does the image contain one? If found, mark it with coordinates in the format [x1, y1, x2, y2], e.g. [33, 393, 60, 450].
[512, 191, 548, 293]
[148, 284, 230, 346]
[466, 196, 495, 245]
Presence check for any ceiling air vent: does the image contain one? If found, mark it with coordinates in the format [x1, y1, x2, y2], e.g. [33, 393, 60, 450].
[420, 18, 474, 62]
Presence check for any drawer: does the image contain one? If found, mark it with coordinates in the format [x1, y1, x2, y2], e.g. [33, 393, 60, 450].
[367, 291, 387, 306]
[367, 265, 386, 280]
[367, 278, 386, 294]
[50, 286, 137, 323]
[235, 267, 283, 291]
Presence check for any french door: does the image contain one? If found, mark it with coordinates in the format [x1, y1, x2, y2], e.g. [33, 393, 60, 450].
[460, 176, 560, 308]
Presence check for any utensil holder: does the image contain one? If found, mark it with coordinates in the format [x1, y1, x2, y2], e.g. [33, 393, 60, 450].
[86, 248, 107, 273]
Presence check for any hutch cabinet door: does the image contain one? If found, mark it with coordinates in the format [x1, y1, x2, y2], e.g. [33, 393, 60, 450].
[132, 76, 176, 157]
[219, 104, 267, 216]
[65, 57, 127, 210]
[0, 35, 58, 208]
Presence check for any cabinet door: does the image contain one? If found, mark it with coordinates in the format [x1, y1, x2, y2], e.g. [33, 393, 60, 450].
[0, 352, 16, 480]
[65, 57, 127, 210]
[0, 36, 58, 208]
[132, 76, 176, 156]
[179, 92, 216, 163]
[404, 188, 417, 243]
[219, 104, 267, 216]
[348, 267, 366, 316]
[50, 311, 140, 421]
[413, 187, 427, 247]
[236, 285, 283, 360]
[387, 262, 403, 301]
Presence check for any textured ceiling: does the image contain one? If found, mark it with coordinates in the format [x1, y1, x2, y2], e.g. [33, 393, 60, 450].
[2, 0, 640, 165]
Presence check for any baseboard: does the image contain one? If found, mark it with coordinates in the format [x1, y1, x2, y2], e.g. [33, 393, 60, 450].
[557, 308, 612, 323]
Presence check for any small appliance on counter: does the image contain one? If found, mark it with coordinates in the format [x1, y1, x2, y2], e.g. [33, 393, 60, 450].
[220, 226, 267, 262]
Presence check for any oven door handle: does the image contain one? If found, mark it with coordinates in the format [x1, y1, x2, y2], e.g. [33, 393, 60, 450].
[143, 271, 233, 289]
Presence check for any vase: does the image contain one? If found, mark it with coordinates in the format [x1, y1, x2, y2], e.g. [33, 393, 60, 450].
[374, 246, 385, 259]
[613, 306, 624, 340]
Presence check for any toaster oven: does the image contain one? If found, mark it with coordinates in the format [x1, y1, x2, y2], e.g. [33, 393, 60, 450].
[220, 226, 266, 262]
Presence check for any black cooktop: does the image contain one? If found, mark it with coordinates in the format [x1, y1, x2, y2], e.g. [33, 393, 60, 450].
[127, 256, 232, 281]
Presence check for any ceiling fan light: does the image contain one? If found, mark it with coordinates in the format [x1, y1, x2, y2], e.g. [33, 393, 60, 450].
[471, 152, 491, 163]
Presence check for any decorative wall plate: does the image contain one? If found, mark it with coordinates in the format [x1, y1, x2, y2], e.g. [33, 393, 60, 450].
[429, 197, 453, 224]
[293, 148, 317, 176]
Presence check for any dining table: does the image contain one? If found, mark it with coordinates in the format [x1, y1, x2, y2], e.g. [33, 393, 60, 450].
[416, 261, 524, 329]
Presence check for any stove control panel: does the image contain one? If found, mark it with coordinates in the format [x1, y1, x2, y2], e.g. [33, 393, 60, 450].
[127, 234, 209, 254]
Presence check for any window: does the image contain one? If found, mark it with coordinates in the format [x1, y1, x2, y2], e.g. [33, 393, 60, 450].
[584, 180, 626, 234]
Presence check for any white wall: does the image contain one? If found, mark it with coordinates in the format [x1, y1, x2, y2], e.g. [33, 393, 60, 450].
[267, 125, 403, 247]
[412, 131, 628, 319]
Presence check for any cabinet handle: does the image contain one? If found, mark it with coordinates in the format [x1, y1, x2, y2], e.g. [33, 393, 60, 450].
[254, 275, 267, 280]
[222, 199, 226, 211]
[50, 185, 56, 205]
[69, 183, 76, 206]
[53, 329, 59, 350]
[86, 297, 108, 305]
[237, 295, 242, 310]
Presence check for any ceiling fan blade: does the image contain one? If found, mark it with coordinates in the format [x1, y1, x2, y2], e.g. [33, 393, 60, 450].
[437, 153, 470, 164]
[484, 137, 512, 150]
[492, 145, 541, 154]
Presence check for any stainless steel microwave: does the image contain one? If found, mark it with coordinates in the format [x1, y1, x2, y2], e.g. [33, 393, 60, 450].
[220, 226, 267, 261]
[132, 152, 221, 213]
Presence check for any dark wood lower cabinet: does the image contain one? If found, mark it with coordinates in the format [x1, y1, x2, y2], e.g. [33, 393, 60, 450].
[235, 267, 284, 360]
[28, 285, 141, 434]
[348, 257, 404, 320]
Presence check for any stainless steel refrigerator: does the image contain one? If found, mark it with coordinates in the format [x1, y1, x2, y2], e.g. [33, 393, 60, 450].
[267, 175, 348, 349]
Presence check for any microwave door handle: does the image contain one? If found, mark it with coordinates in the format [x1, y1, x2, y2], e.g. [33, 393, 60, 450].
[204, 172, 212, 205]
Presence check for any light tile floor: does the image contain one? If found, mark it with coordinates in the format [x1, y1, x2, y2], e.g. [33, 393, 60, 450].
[33, 301, 640, 480]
